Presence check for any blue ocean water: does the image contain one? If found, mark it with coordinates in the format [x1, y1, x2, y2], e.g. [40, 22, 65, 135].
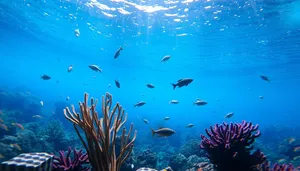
[1, 0, 300, 170]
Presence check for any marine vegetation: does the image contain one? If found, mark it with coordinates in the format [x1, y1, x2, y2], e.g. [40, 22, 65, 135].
[200, 120, 266, 171]
[63, 92, 137, 171]
[52, 146, 90, 171]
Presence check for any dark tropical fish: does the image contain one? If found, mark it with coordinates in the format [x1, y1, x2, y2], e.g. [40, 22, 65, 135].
[259, 96, 264, 99]
[151, 128, 175, 137]
[114, 46, 123, 59]
[224, 112, 234, 118]
[260, 75, 270, 82]
[172, 78, 193, 89]
[115, 80, 120, 88]
[134, 101, 146, 107]
[161, 55, 171, 62]
[41, 74, 51, 80]
[146, 84, 155, 88]
[88, 65, 102, 72]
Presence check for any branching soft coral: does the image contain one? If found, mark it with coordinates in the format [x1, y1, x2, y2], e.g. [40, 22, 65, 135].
[52, 146, 90, 171]
[63, 92, 137, 171]
[200, 120, 266, 171]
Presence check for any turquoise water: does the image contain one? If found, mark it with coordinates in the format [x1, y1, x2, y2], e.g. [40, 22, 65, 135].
[1, 0, 300, 164]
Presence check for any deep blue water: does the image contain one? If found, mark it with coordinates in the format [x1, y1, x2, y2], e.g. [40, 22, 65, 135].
[1, 0, 300, 140]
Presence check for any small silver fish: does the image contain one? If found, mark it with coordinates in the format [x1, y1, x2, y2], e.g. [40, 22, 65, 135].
[134, 101, 146, 107]
[186, 124, 194, 128]
[161, 55, 171, 62]
[169, 100, 179, 104]
[143, 119, 149, 124]
[32, 115, 42, 119]
[193, 99, 207, 106]
[40, 101, 44, 107]
[74, 29, 80, 37]
[88, 65, 102, 72]
[224, 112, 234, 118]
[68, 65, 73, 73]
[164, 117, 171, 120]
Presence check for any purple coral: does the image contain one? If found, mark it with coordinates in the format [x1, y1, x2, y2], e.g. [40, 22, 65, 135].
[52, 146, 90, 171]
[200, 120, 266, 171]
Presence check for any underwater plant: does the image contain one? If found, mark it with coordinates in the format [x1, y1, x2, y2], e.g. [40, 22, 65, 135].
[63, 92, 137, 171]
[52, 146, 90, 171]
[200, 120, 266, 171]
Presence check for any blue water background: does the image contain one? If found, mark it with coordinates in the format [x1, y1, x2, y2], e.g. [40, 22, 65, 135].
[1, 0, 300, 135]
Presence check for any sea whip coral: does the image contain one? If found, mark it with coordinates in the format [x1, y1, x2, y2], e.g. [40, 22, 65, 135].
[63, 92, 137, 171]
[200, 120, 266, 171]
[52, 146, 90, 171]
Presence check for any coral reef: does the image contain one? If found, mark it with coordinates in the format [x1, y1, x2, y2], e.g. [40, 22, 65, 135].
[200, 121, 266, 171]
[0, 142, 18, 162]
[0, 91, 42, 123]
[136, 149, 157, 169]
[279, 138, 300, 161]
[54, 101, 73, 128]
[169, 153, 188, 171]
[259, 161, 299, 171]
[38, 120, 69, 151]
[52, 146, 90, 171]
[186, 155, 206, 168]
[63, 92, 137, 171]
[179, 138, 204, 158]
[185, 161, 215, 171]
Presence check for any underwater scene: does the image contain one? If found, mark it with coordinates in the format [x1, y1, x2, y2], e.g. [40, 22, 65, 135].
[1, 0, 300, 170]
